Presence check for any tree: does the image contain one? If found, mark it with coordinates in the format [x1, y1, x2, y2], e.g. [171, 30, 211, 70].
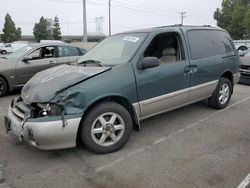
[214, 0, 250, 39]
[52, 16, 62, 40]
[244, 6, 250, 38]
[33, 17, 52, 42]
[1, 13, 22, 43]
[229, 1, 247, 39]
[214, 0, 235, 31]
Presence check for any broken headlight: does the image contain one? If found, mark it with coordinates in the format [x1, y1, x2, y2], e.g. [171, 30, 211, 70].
[36, 103, 63, 117]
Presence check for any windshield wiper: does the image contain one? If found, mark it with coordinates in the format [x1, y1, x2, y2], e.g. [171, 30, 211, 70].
[79, 60, 105, 67]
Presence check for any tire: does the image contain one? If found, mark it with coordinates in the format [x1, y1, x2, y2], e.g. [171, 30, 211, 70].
[81, 102, 133, 154]
[0, 77, 7, 97]
[208, 77, 232, 109]
[1, 50, 7, 55]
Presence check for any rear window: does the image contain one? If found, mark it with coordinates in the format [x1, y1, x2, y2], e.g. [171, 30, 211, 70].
[187, 30, 234, 60]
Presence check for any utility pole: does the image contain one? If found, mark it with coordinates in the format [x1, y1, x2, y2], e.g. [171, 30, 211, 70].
[94, 16, 104, 33]
[109, 0, 111, 36]
[179, 11, 186, 25]
[82, 0, 87, 42]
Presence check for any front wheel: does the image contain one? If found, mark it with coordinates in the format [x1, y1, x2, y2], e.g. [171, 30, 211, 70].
[81, 102, 133, 154]
[208, 77, 232, 109]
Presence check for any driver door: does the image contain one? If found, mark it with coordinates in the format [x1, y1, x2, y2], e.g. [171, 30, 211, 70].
[134, 31, 190, 119]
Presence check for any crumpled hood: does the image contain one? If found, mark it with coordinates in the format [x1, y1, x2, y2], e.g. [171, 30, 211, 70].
[21, 64, 111, 104]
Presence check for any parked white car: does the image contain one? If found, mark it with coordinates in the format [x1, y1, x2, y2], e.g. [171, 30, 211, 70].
[0, 43, 28, 54]
[234, 40, 250, 52]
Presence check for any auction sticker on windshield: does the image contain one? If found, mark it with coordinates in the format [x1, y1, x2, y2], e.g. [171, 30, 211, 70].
[123, 36, 140, 43]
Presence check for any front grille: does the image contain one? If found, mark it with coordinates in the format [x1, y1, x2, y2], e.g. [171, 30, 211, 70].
[12, 107, 25, 120]
[11, 98, 32, 122]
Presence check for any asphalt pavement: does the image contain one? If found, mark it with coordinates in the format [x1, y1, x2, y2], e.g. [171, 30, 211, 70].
[0, 84, 250, 188]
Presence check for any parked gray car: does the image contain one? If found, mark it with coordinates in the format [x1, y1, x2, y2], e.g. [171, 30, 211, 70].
[0, 43, 87, 97]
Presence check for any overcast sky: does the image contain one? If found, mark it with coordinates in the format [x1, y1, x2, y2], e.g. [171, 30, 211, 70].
[0, 0, 223, 36]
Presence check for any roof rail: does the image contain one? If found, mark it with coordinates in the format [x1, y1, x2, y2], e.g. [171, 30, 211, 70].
[154, 24, 213, 29]
[155, 24, 182, 28]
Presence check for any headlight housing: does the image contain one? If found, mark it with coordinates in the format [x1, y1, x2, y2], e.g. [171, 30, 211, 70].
[35, 103, 63, 117]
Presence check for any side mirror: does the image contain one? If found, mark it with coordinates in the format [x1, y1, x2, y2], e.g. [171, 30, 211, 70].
[22, 55, 33, 62]
[137, 57, 160, 70]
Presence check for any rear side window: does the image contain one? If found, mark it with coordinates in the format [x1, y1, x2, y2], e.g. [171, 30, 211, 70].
[215, 31, 234, 53]
[58, 46, 79, 57]
[187, 30, 234, 60]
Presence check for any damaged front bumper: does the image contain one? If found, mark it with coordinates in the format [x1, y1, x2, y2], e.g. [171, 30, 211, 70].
[5, 98, 82, 150]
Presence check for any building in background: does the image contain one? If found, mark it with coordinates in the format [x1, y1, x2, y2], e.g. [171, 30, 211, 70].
[20, 32, 106, 43]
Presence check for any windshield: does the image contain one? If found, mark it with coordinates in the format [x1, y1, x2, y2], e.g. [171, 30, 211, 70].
[7, 45, 33, 59]
[78, 33, 147, 65]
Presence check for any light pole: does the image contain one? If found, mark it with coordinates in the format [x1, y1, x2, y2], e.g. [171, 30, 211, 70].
[179, 11, 186, 25]
[109, 0, 111, 36]
[82, 0, 88, 42]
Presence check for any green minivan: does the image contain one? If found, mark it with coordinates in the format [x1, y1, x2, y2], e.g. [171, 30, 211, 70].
[5, 25, 240, 153]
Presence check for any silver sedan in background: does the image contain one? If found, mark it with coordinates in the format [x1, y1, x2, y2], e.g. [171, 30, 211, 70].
[0, 43, 87, 97]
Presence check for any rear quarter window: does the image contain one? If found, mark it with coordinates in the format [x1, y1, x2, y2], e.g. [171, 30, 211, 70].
[187, 30, 234, 60]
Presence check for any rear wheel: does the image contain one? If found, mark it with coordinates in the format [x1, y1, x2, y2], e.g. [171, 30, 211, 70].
[208, 77, 232, 109]
[0, 77, 7, 97]
[81, 102, 133, 154]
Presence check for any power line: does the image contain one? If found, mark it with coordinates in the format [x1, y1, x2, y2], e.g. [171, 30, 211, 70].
[91, 0, 178, 17]
[113, 0, 181, 14]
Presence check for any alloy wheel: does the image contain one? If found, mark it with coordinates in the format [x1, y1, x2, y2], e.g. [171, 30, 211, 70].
[218, 83, 230, 105]
[91, 112, 125, 147]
